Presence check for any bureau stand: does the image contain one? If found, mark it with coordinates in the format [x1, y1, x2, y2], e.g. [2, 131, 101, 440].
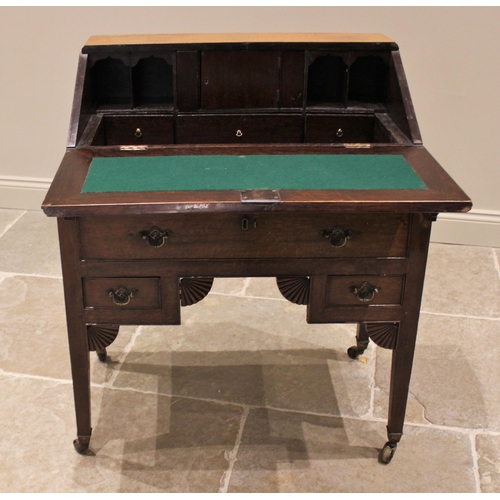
[42, 33, 471, 465]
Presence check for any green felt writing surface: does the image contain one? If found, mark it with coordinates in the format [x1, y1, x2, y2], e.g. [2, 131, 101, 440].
[82, 154, 427, 193]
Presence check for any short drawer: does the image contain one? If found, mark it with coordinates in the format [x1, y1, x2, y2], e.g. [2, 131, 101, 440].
[176, 114, 302, 144]
[325, 275, 404, 306]
[307, 273, 405, 323]
[79, 213, 410, 260]
[83, 277, 161, 309]
[305, 114, 377, 143]
[92, 115, 174, 146]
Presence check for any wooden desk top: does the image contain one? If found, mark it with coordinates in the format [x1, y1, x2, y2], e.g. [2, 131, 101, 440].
[84, 33, 395, 47]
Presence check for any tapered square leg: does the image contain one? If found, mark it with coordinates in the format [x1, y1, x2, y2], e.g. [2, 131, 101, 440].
[58, 218, 93, 453]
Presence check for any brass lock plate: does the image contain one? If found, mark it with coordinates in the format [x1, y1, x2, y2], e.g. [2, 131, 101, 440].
[240, 189, 281, 203]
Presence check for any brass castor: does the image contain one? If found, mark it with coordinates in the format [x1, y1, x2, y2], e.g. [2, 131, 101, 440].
[347, 345, 364, 359]
[379, 442, 397, 464]
[73, 437, 90, 455]
[96, 347, 107, 362]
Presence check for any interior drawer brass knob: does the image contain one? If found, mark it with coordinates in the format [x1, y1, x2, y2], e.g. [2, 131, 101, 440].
[350, 281, 381, 302]
[236, 129, 243, 137]
[135, 128, 142, 137]
[107, 285, 138, 306]
[140, 226, 172, 247]
[336, 128, 344, 138]
[321, 226, 352, 247]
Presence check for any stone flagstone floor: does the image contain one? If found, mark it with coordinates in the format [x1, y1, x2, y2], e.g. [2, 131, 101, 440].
[0, 208, 499, 492]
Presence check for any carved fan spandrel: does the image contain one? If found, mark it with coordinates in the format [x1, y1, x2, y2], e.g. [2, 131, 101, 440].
[180, 277, 214, 306]
[366, 322, 398, 350]
[87, 325, 119, 362]
[276, 277, 310, 305]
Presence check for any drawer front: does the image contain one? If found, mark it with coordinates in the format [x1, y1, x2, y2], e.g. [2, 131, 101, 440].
[307, 273, 405, 323]
[305, 114, 375, 143]
[83, 277, 161, 309]
[176, 114, 302, 144]
[325, 275, 404, 306]
[79, 213, 409, 260]
[100, 115, 174, 145]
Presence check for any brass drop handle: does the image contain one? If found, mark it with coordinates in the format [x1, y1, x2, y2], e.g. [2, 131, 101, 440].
[140, 226, 172, 248]
[321, 226, 352, 247]
[236, 129, 243, 137]
[135, 128, 142, 138]
[108, 285, 138, 306]
[336, 128, 344, 138]
[350, 282, 381, 302]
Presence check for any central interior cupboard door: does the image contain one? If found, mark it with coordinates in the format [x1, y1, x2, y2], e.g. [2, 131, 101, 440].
[201, 50, 281, 109]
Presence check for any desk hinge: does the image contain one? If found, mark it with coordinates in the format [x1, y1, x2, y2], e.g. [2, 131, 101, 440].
[344, 143, 372, 149]
[120, 145, 148, 151]
[240, 190, 281, 203]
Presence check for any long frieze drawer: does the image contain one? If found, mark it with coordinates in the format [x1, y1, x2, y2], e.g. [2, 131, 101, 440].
[176, 114, 303, 144]
[83, 277, 161, 308]
[325, 275, 404, 306]
[79, 213, 410, 260]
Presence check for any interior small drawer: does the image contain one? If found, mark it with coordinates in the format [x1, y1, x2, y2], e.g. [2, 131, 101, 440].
[176, 114, 303, 144]
[92, 115, 174, 145]
[79, 213, 410, 260]
[305, 114, 379, 143]
[83, 277, 161, 308]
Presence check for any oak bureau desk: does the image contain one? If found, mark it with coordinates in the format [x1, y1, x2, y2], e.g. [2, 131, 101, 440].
[42, 33, 471, 464]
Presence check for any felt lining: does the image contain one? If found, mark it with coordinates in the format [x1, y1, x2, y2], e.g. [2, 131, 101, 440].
[82, 154, 427, 193]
